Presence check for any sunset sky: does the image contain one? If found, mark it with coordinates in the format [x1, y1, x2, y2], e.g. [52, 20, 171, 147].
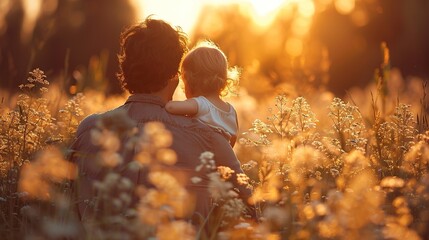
[129, 0, 326, 35]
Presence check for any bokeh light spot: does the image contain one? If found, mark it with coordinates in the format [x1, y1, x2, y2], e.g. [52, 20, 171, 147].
[298, 0, 315, 18]
[291, 17, 312, 36]
[335, 0, 355, 15]
[351, 9, 369, 27]
[285, 38, 303, 57]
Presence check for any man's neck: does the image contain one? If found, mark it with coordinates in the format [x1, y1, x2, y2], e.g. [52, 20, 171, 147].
[156, 76, 178, 102]
[133, 76, 178, 103]
[150, 89, 172, 103]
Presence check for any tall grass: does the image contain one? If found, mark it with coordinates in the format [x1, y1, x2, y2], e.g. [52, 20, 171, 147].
[0, 47, 428, 239]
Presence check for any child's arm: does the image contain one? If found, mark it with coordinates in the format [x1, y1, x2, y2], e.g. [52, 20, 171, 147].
[165, 99, 198, 116]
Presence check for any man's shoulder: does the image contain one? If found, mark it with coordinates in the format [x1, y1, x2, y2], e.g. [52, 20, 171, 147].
[76, 113, 102, 137]
[75, 105, 227, 139]
[76, 104, 130, 132]
[174, 117, 231, 143]
[164, 114, 212, 133]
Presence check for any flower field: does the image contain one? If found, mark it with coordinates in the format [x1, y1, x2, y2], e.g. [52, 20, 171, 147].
[1, 44, 429, 240]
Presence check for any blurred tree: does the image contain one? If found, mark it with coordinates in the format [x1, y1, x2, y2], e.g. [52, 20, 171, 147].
[388, 0, 429, 81]
[1, 0, 428, 97]
[0, 0, 27, 91]
[311, 0, 429, 96]
[0, 0, 136, 95]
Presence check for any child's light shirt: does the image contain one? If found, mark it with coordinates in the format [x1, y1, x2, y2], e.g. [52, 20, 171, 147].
[192, 96, 238, 137]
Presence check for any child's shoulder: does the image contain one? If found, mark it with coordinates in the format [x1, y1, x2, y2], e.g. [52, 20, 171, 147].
[191, 96, 210, 106]
[192, 95, 207, 101]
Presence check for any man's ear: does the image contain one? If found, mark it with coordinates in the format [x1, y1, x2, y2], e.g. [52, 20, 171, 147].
[165, 74, 180, 100]
[169, 74, 180, 90]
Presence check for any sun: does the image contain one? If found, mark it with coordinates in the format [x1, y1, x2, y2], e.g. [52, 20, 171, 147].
[130, 0, 290, 33]
[244, 0, 288, 28]
[130, 0, 315, 35]
[129, 0, 206, 35]
[248, 0, 286, 18]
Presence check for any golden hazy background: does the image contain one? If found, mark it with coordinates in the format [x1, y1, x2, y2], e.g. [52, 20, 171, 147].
[0, 0, 428, 98]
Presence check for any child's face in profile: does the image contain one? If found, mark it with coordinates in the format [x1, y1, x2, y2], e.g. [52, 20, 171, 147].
[184, 82, 193, 99]
[180, 70, 193, 99]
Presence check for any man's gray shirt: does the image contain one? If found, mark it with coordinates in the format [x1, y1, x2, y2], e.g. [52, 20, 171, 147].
[69, 94, 252, 221]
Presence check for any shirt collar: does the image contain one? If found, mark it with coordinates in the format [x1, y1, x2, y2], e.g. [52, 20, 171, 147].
[125, 94, 166, 107]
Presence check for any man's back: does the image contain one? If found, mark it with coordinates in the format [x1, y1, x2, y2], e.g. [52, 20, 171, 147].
[70, 94, 252, 221]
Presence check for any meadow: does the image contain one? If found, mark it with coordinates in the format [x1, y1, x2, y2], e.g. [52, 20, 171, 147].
[0, 44, 428, 240]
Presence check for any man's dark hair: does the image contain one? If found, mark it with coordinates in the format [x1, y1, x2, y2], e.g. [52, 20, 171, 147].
[117, 18, 188, 93]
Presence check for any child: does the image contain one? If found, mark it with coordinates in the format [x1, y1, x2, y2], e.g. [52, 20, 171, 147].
[165, 41, 239, 147]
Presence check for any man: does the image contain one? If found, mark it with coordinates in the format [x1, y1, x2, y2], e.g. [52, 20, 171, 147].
[70, 18, 253, 223]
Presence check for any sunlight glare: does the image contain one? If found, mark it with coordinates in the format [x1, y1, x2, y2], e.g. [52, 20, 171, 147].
[131, 0, 303, 34]
[335, 0, 355, 15]
[246, 0, 291, 28]
[21, 0, 42, 43]
[297, 0, 315, 18]
[0, 1, 11, 34]
[129, 0, 208, 34]
[131, 0, 317, 39]
[197, 8, 226, 37]
[249, 0, 285, 18]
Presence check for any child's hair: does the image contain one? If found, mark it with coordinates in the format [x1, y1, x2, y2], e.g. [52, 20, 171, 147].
[181, 40, 239, 97]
